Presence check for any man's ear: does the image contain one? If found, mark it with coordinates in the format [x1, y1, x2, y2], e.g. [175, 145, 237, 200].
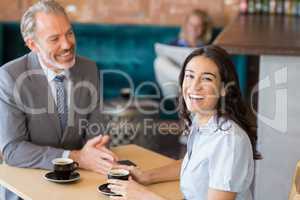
[25, 38, 39, 52]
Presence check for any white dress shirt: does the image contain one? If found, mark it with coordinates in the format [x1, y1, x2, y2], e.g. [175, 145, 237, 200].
[180, 115, 254, 200]
[38, 56, 71, 158]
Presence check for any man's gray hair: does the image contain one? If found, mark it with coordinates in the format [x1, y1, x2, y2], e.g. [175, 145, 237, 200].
[20, 0, 67, 41]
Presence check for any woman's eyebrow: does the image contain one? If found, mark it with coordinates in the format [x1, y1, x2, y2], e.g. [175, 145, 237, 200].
[185, 69, 195, 73]
[202, 72, 216, 77]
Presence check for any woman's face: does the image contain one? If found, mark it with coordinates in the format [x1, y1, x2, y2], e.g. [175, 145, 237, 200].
[185, 14, 204, 41]
[182, 55, 223, 116]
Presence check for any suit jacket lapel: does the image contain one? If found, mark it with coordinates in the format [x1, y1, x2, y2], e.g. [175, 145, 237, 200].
[26, 52, 62, 139]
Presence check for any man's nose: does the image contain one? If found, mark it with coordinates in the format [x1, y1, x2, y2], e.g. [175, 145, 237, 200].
[61, 36, 72, 49]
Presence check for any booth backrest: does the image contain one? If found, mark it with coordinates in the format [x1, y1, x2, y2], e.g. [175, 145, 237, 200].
[0, 22, 180, 99]
[0, 23, 248, 100]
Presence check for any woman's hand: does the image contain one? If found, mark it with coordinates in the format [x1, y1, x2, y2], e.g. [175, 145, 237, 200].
[112, 160, 182, 185]
[112, 165, 151, 185]
[108, 178, 164, 200]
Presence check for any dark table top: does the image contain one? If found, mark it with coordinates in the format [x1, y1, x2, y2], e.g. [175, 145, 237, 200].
[213, 14, 300, 56]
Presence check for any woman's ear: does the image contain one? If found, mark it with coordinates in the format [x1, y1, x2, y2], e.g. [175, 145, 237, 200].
[220, 87, 226, 97]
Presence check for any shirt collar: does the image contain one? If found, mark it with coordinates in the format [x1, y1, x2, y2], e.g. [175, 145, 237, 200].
[194, 115, 218, 134]
[38, 54, 70, 82]
[192, 115, 233, 135]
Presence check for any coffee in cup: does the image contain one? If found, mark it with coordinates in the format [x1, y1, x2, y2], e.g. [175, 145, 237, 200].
[52, 158, 79, 180]
[107, 168, 129, 181]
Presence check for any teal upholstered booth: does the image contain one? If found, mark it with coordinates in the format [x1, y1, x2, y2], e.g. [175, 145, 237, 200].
[0, 22, 247, 101]
[0, 22, 179, 100]
[0, 25, 3, 65]
[73, 23, 179, 99]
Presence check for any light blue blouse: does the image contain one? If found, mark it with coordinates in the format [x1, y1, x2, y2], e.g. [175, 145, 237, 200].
[180, 116, 254, 200]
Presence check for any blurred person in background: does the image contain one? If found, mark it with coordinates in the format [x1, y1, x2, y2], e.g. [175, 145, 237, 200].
[154, 9, 212, 99]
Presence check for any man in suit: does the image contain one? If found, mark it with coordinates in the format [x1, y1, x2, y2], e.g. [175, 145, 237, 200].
[0, 1, 118, 199]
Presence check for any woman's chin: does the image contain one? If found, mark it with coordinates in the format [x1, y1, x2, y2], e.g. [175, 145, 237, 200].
[187, 105, 203, 113]
[187, 105, 215, 116]
[187, 102, 203, 112]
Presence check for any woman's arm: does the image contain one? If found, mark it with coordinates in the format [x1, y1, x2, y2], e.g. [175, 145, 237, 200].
[143, 160, 182, 184]
[208, 189, 236, 200]
[120, 160, 182, 185]
[108, 160, 182, 200]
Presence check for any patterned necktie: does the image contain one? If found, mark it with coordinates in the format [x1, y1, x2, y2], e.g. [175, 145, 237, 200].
[54, 75, 68, 133]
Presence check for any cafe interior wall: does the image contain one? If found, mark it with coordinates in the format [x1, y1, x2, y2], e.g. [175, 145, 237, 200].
[0, 0, 242, 162]
[0, 0, 240, 26]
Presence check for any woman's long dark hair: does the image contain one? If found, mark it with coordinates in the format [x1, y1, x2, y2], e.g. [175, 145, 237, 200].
[178, 45, 260, 159]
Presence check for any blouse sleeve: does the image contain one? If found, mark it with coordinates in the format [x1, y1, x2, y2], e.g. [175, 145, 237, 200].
[208, 126, 254, 192]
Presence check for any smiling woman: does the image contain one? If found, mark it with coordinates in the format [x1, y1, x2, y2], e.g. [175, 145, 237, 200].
[181, 55, 223, 119]
[177, 45, 259, 200]
[178, 45, 258, 152]
[106, 45, 260, 200]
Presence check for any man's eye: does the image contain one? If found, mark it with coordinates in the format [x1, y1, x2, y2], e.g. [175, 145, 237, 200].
[49, 37, 59, 42]
[67, 31, 74, 36]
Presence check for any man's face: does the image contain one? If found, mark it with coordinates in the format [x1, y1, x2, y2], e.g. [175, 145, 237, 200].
[29, 12, 76, 70]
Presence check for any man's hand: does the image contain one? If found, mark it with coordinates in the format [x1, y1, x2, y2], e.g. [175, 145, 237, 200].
[70, 135, 119, 174]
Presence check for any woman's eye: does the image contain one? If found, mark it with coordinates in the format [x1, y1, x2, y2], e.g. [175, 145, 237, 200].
[185, 74, 194, 79]
[202, 77, 212, 81]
